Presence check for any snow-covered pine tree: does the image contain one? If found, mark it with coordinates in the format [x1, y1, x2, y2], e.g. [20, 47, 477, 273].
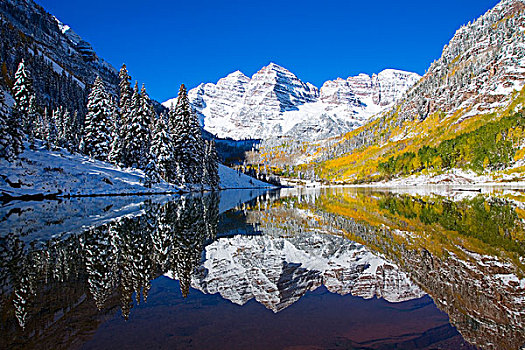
[108, 65, 133, 166]
[46, 107, 59, 149]
[0, 90, 14, 160]
[150, 113, 178, 183]
[109, 95, 119, 138]
[40, 107, 51, 149]
[12, 60, 35, 137]
[107, 96, 120, 162]
[170, 84, 205, 184]
[119, 64, 133, 111]
[60, 109, 78, 152]
[143, 157, 161, 188]
[205, 140, 220, 189]
[124, 82, 151, 169]
[27, 95, 39, 147]
[6, 104, 24, 161]
[81, 76, 112, 160]
[53, 106, 65, 147]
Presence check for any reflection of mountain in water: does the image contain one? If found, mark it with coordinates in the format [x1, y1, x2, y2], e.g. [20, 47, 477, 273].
[0, 189, 429, 349]
[188, 232, 423, 313]
[4, 187, 523, 349]
[301, 189, 525, 350]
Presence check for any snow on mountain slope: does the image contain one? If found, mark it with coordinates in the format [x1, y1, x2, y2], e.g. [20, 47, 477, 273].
[168, 231, 424, 312]
[164, 63, 420, 141]
[395, 0, 525, 122]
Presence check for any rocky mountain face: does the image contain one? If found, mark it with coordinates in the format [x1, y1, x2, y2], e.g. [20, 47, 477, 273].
[189, 232, 424, 312]
[396, 0, 525, 123]
[0, 0, 118, 115]
[163, 63, 420, 141]
[324, 0, 525, 158]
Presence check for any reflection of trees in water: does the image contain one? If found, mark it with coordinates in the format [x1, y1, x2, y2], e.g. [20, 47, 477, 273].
[0, 192, 219, 346]
[312, 191, 525, 350]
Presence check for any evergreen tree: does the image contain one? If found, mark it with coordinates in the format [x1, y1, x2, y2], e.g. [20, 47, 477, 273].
[204, 140, 220, 189]
[0, 90, 14, 160]
[63, 110, 80, 152]
[124, 83, 152, 169]
[40, 107, 51, 149]
[107, 96, 121, 163]
[170, 84, 205, 184]
[11, 60, 34, 136]
[27, 95, 39, 147]
[46, 107, 58, 149]
[81, 76, 112, 160]
[118, 64, 133, 113]
[150, 113, 178, 183]
[6, 106, 24, 160]
[143, 157, 161, 188]
[108, 65, 133, 166]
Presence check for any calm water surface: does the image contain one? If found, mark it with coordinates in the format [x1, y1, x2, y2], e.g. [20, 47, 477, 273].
[1, 188, 524, 349]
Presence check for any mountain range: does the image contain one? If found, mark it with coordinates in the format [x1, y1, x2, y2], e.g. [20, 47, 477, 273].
[246, 0, 525, 184]
[3, 0, 525, 184]
[163, 64, 420, 141]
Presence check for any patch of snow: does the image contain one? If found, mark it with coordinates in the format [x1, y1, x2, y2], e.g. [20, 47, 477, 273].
[219, 164, 275, 189]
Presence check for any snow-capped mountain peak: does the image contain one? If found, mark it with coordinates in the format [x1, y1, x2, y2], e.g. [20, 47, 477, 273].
[163, 63, 420, 140]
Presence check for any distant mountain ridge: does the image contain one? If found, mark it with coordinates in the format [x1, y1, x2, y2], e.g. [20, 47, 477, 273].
[163, 63, 420, 141]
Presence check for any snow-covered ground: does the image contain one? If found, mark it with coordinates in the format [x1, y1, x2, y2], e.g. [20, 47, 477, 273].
[218, 164, 273, 189]
[0, 142, 273, 200]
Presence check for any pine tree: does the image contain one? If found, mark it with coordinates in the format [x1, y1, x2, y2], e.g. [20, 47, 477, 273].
[0, 90, 14, 160]
[40, 107, 51, 149]
[11, 60, 34, 136]
[63, 110, 80, 152]
[46, 107, 59, 149]
[27, 95, 39, 147]
[81, 76, 112, 160]
[143, 157, 161, 188]
[150, 113, 178, 183]
[205, 140, 220, 189]
[170, 84, 205, 184]
[124, 83, 152, 169]
[109, 65, 132, 166]
[6, 106, 24, 160]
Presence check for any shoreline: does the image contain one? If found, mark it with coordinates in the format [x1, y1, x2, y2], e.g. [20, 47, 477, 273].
[0, 185, 277, 204]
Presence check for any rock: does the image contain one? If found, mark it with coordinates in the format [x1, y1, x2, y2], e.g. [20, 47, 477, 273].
[163, 63, 420, 141]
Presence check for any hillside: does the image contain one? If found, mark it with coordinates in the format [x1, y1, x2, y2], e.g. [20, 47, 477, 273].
[247, 0, 525, 185]
[0, 0, 119, 116]
[0, 142, 273, 200]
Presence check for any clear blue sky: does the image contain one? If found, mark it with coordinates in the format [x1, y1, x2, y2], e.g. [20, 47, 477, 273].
[36, 0, 499, 102]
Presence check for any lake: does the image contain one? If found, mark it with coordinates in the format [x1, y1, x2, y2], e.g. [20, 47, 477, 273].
[1, 187, 524, 349]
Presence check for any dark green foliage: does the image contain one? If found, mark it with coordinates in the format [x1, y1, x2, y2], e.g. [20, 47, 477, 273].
[378, 113, 523, 177]
[379, 194, 525, 255]
[124, 83, 152, 169]
[109, 64, 133, 166]
[204, 140, 220, 189]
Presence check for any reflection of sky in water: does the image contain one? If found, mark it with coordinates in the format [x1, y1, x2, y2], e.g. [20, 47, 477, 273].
[2, 187, 524, 349]
[82, 279, 462, 350]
